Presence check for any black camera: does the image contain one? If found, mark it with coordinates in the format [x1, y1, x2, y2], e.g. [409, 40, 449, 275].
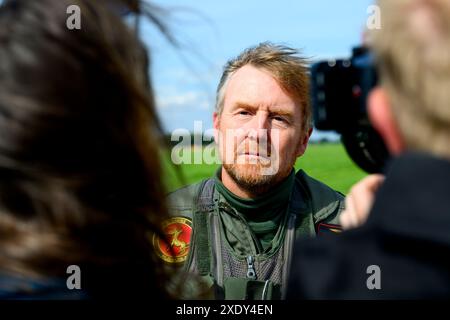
[310, 46, 390, 173]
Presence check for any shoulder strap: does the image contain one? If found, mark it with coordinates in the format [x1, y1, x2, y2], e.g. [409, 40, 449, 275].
[196, 178, 216, 211]
[295, 170, 344, 223]
[191, 178, 215, 275]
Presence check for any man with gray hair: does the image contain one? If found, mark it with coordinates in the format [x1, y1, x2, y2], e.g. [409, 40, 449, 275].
[160, 43, 345, 300]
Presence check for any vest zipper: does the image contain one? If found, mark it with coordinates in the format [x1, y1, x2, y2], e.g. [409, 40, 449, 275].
[246, 255, 257, 279]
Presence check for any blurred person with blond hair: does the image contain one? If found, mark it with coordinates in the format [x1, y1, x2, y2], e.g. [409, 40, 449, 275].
[288, 0, 450, 299]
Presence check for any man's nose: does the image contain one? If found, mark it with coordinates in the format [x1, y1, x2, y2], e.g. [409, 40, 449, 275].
[255, 112, 270, 130]
[248, 112, 270, 140]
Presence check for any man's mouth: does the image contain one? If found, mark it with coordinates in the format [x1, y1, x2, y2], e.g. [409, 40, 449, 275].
[238, 152, 271, 158]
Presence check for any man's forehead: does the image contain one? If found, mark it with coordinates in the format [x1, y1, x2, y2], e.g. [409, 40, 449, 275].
[227, 65, 278, 91]
[224, 65, 297, 110]
[232, 102, 295, 116]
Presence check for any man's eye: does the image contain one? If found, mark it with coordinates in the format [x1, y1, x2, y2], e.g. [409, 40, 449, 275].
[272, 116, 286, 122]
[238, 111, 251, 116]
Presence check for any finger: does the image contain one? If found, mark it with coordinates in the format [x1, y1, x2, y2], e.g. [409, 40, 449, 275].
[359, 174, 385, 193]
[346, 194, 362, 227]
[340, 209, 351, 229]
[351, 175, 385, 221]
[341, 195, 358, 229]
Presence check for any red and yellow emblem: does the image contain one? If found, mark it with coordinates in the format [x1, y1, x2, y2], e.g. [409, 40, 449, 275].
[153, 217, 192, 263]
[316, 222, 342, 235]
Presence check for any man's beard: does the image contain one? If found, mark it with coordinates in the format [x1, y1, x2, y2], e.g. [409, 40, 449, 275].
[223, 162, 275, 193]
[219, 130, 298, 194]
[222, 157, 292, 195]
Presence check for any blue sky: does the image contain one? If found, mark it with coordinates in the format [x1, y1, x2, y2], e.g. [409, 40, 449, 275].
[140, 0, 375, 139]
[0, 0, 374, 139]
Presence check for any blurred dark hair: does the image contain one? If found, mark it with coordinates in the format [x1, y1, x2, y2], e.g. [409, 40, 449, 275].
[0, 0, 173, 298]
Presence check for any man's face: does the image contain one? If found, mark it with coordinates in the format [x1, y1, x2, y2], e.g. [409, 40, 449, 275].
[214, 65, 310, 190]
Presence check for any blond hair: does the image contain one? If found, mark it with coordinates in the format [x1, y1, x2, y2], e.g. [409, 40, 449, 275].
[215, 42, 311, 133]
[371, 0, 450, 158]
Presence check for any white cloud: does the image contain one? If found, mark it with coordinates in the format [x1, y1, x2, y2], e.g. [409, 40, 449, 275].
[155, 87, 212, 111]
[157, 91, 198, 108]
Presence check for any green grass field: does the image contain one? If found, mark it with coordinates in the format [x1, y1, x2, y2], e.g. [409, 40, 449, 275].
[162, 143, 367, 195]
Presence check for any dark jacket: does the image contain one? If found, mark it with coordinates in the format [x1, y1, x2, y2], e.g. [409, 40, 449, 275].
[287, 152, 450, 299]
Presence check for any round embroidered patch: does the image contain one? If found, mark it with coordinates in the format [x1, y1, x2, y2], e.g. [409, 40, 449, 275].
[153, 217, 192, 263]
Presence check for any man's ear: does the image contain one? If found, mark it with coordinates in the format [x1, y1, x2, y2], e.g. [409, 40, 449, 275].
[368, 87, 405, 155]
[295, 127, 313, 157]
[213, 112, 220, 144]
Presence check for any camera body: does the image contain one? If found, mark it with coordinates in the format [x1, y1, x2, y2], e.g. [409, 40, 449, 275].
[310, 46, 390, 173]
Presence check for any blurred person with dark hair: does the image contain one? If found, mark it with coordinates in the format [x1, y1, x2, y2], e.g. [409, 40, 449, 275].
[288, 0, 450, 299]
[0, 0, 175, 299]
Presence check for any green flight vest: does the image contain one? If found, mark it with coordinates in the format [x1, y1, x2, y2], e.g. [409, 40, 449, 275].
[165, 169, 345, 300]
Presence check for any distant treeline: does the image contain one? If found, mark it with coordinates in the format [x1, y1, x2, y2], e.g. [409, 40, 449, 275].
[163, 133, 339, 147]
